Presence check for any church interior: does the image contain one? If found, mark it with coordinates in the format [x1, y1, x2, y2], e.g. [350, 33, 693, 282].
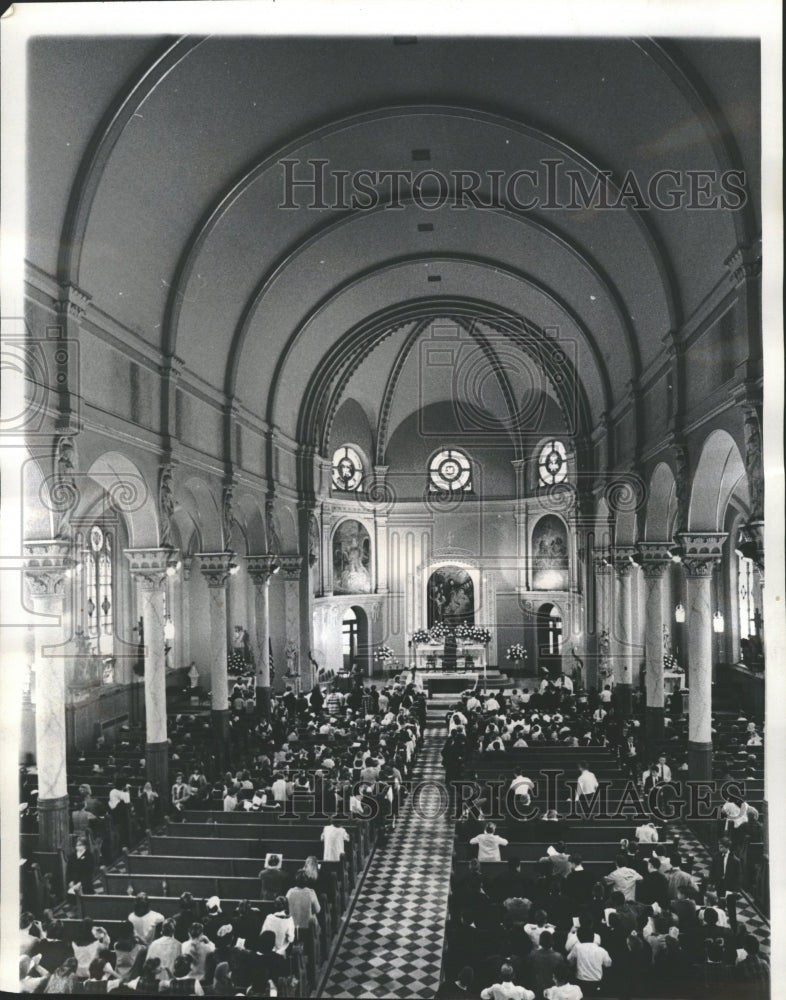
[7, 29, 774, 999]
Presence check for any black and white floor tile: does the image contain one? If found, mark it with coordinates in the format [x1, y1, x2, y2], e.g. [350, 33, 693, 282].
[320, 729, 453, 999]
[674, 822, 770, 955]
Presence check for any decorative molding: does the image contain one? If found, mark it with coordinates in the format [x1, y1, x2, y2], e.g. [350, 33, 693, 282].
[195, 551, 234, 588]
[611, 545, 637, 578]
[54, 282, 92, 320]
[278, 555, 303, 581]
[677, 532, 727, 577]
[124, 547, 174, 590]
[246, 554, 279, 588]
[24, 538, 72, 596]
[724, 242, 762, 286]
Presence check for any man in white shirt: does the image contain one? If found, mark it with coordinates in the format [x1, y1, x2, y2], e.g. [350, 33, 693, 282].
[599, 685, 613, 704]
[485, 693, 501, 713]
[555, 672, 574, 694]
[470, 822, 509, 862]
[466, 692, 481, 713]
[271, 773, 289, 804]
[575, 763, 599, 804]
[480, 963, 535, 1000]
[567, 927, 612, 991]
[635, 822, 659, 843]
[604, 855, 643, 901]
[544, 965, 584, 1000]
[510, 771, 536, 805]
[321, 821, 350, 862]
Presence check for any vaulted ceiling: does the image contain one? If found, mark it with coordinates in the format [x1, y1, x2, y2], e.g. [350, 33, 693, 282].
[27, 35, 760, 446]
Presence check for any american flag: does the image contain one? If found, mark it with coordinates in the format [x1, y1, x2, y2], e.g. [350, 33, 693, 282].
[268, 637, 274, 682]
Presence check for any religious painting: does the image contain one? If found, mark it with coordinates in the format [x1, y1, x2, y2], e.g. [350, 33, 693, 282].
[427, 566, 475, 626]
[531, 515, 569, 590]
[332, 520, 372, 594]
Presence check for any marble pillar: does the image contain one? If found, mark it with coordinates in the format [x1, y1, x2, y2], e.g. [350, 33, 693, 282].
[612, 547, 637, 716]
[679, 533, 726, 782]
[279, 556, 304, 692]
[197, 553, 233, 754]
[24, 539, 71, 853]
[639, 543, 671, 747]
[125, 549, 173, 796]
[247, 555, 278, 718]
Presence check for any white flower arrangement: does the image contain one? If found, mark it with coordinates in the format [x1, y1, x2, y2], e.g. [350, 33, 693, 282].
[374, 644, 395, 662]
[411, 629, 431, 645]
[506, 643, 527, 662]
[469, 626, 492, 645]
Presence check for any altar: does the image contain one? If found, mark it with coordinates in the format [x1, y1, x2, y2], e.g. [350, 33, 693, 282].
[415, 643, 487, 672]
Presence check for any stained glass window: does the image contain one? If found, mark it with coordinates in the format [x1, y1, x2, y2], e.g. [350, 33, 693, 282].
[538, 440, 568, 485]
[332, 446, 364, 492]
[429, 449, 472, 492]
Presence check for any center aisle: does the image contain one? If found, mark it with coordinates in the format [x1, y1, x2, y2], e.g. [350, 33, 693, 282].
[319, 725, 453, 999]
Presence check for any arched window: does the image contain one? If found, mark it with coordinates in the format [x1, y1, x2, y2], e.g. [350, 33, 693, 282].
[429, 448, 472, 492]
[538, 440, 568, 486]
[79, 524, 113, 654]
[332, 445, 364, 492]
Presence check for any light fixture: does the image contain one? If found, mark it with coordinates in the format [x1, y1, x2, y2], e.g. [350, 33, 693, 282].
[670, 545, 683, 563]
[163, 617, 175, 641]
[229, 562, 240, 576]
[713, 610, 724, 633]
[675, 603, 686, 623]
[273, 562, 281, 574]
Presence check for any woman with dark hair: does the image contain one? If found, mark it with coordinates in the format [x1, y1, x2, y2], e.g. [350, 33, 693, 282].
[161, 954, 204, 995]
[113, 923, 147, 983]
[129, 957, 164, 994]
[261, 896, 295, 955]
[81, 956, 121, 993]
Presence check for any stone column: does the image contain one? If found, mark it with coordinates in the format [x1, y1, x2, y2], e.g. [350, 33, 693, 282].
[125, 549, 173, 796]
[639, 543, 671, 747]
[246, 555, 278, 718]
[24, 540, 71, 853]
[279, 556, 304, 692]
[679, 533, 726, 781]
[611, 546, 637, 716]
[197, 553, 233, 750]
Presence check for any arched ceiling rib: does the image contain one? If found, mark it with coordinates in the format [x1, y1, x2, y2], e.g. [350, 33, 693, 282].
[26, 34, 760, 445]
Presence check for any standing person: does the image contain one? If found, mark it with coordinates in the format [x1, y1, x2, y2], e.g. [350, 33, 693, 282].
[321, 820, 350, 862]
[575, 763, 599, 812]
[566, 926, 612, 996]
[603, 855, 643, 902]
[544, 963, 585, 1000]
[710, 837, 743, 932]
[470, 822, 509, 862]
[286, 870, 321, 940]
[260, 897, 295, 956]
[171, 772, 190, 812]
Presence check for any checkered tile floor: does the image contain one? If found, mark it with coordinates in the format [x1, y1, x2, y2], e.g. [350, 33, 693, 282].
[320, 728, 453, 998]
[674, 822, 770, 955]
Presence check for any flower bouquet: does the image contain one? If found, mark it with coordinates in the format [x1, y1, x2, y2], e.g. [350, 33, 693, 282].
[411, 628, 431, 645]
[506, 643, 526, 662]
[374, 644, 395, 663]
[469, 626, 492, 644]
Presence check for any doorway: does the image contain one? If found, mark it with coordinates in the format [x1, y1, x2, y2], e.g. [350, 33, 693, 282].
[341, 606, 370, 674]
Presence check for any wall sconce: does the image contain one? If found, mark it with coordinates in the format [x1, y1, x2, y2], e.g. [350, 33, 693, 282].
[163, 617, 175, 641]
[675, 603, 686, 623]
[670, 545, 683, 563]
[713, 610, 725, 633]
[229, 562, 240, 576]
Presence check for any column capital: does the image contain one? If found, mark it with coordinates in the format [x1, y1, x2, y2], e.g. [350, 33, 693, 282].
[246, 554, 279, 588]
[23, 538, 73, 597]
[677, 532, 727, 577]
[278, 555, 303, 581]
[637, 541, 673, 578]
[611, 545, 637, 577]
[55, 281, 92, 319]
[196, 551, 235, 588]
[125, 548, 175, 590]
